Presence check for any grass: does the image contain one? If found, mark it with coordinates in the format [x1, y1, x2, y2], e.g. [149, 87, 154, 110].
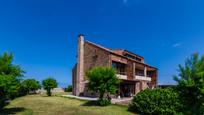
[0, 94, 135, 115]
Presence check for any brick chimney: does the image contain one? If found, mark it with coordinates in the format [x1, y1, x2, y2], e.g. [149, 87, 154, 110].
[76, 34, 85, 96]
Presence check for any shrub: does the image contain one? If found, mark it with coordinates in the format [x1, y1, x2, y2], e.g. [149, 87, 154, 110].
[129, 88, 183, 115]
[97, 98, 111, 106]
[0, 97, 6, 109]
[65, 85, 72, 92]
[86, 67, 120, 106]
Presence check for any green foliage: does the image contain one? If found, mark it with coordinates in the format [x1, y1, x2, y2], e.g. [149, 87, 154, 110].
[97, 98, 111, 106]
[174, 53, 204, 114]
[42, 77, 57, 96]
[0, 52, 24, 109]
[86, 67, 120, 100]
[0, 75, 21, 99]
[65, 85, 72, 92]
[22, 79, 41, 94]
[129, 88, 182, 115]
[0, 52, 24, 77]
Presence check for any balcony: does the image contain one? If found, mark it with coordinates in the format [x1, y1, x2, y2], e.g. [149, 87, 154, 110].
[134, 75, 151, 81]
[116, 72, 127, 80]
[117, 74, 127, 80]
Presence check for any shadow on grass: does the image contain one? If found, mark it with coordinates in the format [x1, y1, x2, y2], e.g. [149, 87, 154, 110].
[81, 101, 99, 106]
[0, 107, 27, 114]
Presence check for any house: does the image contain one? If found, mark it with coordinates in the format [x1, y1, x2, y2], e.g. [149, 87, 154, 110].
[72, 34, 158, 97]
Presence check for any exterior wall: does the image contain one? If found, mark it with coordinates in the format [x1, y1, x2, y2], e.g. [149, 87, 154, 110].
[84, 42, 111, 73]
[81, 42, 111, 96]
[141, 81, 148, 90]
[126, 60, 134, 80]
[111, 55, 127, 64]
[112, 50, 124, 55]
[151, 70, 158, 88]
[72, 64, 77, 95]
[135, 82, 141, 94]
[75, 35, 85, 96]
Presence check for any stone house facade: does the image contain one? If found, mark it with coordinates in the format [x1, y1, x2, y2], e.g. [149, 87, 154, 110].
[72, 35, 158, 97]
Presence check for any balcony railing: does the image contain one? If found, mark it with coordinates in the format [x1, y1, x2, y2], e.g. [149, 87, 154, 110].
[135, 73, 145, 76]
[116, 74, 127, 80]
[135, 75, 151, 81]
[116, 71, 127, 80]
[116, 71, 126, 75]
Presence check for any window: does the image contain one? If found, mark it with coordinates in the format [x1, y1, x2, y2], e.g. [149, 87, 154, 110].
[112, 61, 126, 75]
[124, 54, 142, 62]
[135, 69, 144, 76]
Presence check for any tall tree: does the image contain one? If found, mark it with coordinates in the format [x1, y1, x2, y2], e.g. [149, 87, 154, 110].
[0, 52, 24, 77]
[42, 77, 57, 96]
[86, 67, 120, 103]
[174, 53, 204, 114]
[0, 52, 24, 108]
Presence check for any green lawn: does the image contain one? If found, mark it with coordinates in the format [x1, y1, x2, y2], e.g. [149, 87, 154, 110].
[0, 95, 135, 115]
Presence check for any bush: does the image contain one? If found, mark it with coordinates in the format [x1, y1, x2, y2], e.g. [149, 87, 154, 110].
[129, 88, 183, 115]
[97, 98, 111, 106]
[0, 97, 6, 109]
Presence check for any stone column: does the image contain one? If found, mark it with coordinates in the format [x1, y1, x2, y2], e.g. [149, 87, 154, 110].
[144, 66, 147, 77]
[133, 63, 135, 79]
[141, 81, 148, 90]
[76, 34, 84, 96]
[135, 82, 140, 94]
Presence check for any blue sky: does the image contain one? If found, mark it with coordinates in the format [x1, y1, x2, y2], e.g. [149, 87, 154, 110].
[0, 0, 204, 87]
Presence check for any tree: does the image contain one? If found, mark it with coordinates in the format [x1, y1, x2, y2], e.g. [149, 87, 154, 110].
[86, 67, 120, 106]
[22, 79, 41, 94]
[0, 52, 24, 77]
[0, 75, 21, 99]
[0, 52, 24, 108]
[42, 77, 57, 96]
[174, 53, 204, 114]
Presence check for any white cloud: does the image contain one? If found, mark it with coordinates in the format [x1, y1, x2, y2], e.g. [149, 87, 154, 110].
[172, 43, 182, 48]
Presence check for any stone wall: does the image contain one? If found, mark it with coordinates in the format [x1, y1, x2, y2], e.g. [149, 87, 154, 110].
[83, 42, 110, 75]
[77, 42, 111, 96]
[126, 60, 134, 80]
[72, 64, 77, 95]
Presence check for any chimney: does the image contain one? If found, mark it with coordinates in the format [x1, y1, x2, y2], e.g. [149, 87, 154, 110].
[76, 34, 85, 96]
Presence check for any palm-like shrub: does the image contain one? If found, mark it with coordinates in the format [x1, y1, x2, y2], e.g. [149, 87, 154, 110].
[42, 77, 57, 96]
[129, 88, 182, 115]
[86, 67, 120, 106]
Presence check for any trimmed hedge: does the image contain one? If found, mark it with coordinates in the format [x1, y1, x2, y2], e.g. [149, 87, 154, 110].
[129, 88, 183, 115]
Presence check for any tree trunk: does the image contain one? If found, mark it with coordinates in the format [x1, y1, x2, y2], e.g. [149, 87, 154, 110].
[47, 88, 52, 96]
[99, 91, 105, 99]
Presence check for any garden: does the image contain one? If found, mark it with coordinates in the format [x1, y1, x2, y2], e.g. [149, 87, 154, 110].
[1, 52, 204, 115]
